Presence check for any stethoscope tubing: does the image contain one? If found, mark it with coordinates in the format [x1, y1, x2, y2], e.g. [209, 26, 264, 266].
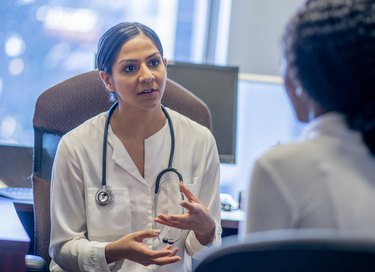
[101, 102, 117, 189]
[101, 102, 179, 190]
[99, 102, 185, 244]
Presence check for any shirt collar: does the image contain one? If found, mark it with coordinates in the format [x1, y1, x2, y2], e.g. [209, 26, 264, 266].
[301, 112, 350, 140]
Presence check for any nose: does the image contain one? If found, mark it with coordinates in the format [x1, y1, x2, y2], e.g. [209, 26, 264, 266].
[139, 64, 155, 83]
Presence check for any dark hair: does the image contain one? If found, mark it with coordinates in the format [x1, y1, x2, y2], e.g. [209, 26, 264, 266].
[282, 0, 375, 155]
[96, 22, 164, 75]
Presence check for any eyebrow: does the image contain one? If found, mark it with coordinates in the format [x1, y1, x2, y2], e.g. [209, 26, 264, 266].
[117, 52, 161, 65]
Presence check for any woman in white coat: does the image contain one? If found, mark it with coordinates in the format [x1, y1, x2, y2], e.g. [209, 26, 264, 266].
[242, 0, 375, 235]
[49, 22, 221, 272]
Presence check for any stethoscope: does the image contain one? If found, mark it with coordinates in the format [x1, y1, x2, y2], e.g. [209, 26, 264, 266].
[95, 101, 185, 244]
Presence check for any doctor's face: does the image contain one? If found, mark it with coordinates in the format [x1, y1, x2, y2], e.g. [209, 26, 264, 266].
[102, 34, 167, 112]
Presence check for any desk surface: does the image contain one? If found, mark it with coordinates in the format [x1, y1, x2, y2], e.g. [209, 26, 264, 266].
[0, 197, 30, 243]
[0, 195, 242, 270]
[2, 196, 243, 229]
[221, 209, 244, 230]
[12, 198, 34, 213]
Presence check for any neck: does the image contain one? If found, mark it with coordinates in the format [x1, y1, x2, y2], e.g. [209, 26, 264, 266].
[308, 100, 327, 122]
[110, 103, 166, 140]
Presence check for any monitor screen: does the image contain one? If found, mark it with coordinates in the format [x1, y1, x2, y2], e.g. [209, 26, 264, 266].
[167, 61, 239, 164]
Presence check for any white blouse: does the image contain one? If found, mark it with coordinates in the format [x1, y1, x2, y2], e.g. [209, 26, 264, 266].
[241, 113, 375, 236]
[49, 108, 222, 272]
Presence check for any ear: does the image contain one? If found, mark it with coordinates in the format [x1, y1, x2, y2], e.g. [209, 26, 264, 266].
[295, 86, 303, 97]
[293, 86, 322, 122]
[284, 83, 310, 123]
[99, 71, 115, 91]
[163, 57, 168, 68]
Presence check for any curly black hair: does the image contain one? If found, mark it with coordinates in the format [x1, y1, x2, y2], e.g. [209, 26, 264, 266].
[282, 0, 375, 154]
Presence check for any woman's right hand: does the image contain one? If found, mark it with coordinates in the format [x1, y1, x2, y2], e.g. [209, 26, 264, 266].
[105, 229, 181, 266]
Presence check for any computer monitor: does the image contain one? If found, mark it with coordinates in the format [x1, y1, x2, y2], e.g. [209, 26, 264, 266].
[167, 61, 239, 164]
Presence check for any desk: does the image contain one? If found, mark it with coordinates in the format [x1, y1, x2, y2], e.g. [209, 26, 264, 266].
[221, 209, 244, 229]
[5, 197, 243, 229]
[221, 209, 244, 237]
[2, 196, 243, 254]
[0, 197, 30, 272]
[13, 198, 34, 212]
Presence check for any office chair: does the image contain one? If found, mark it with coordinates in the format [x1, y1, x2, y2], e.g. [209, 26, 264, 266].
[27, 70, 212, 271]
[194, 229, 375, 272]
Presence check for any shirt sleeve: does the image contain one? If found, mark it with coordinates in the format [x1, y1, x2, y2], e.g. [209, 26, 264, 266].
[185, 133, 222, 256]
[240, 158, 296, 237]
[49, 138, 120, 271]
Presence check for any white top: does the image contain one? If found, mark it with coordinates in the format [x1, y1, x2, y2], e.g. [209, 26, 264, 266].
[49, 108, 221, 272]
[241, 113, 375, 236]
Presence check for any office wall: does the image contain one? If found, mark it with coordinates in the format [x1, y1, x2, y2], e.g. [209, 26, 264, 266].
[226, 0, 303, 75]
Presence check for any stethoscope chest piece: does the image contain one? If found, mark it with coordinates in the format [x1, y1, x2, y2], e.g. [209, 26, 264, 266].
[96, 186, 113, 206]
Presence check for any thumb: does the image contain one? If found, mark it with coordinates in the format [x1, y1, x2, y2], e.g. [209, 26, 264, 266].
[180, 183, 200, 203]
[133, 229, 161, 241]
[180, 200, 196, 211]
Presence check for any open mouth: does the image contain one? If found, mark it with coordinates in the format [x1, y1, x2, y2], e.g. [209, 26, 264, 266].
[138, 88, 157, 95]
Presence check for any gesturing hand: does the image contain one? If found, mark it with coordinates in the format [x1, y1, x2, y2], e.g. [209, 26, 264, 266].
[154, 182, 216, 245]
[105, 229, 181, 266]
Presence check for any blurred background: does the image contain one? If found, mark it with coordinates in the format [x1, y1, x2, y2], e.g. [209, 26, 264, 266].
[0, 0, 304, 200]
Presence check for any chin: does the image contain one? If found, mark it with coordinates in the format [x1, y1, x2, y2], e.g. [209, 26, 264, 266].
[141, 101, 162, 111]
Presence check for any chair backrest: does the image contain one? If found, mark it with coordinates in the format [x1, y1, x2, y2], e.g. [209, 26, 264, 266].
[194, 230, 375, 272]
[32, 70, 212, 264]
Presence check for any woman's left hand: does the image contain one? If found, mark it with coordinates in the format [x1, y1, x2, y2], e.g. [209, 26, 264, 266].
[154, 182, 216, 246]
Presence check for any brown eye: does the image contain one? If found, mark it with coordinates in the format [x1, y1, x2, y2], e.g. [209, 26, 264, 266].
[149, 59, 160, 67]
[124, 64, 137, 72]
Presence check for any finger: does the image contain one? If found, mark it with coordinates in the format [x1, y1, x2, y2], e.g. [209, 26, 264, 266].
[152, 248, 180, 265]
[164, 245, 172, 251]
[154, 216, 178, 227]
[150, 248, 178, 259]
[169, 247, 179, 256]
[133, 229, 161, 241]
[153, 255, 181, 266]
[179, 200, 198, 212]
[155, 214, 188, 224]
[154, 215, 189, 229]
[159, 246, 179, 256]
[179, 183, 201, 203]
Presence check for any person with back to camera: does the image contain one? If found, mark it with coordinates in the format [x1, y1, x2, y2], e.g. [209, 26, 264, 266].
[241, 0, 375, 235]
[49, 22, 222, 272]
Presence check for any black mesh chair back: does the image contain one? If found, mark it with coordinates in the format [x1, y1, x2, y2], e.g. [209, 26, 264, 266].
[194, 230, 375, 272]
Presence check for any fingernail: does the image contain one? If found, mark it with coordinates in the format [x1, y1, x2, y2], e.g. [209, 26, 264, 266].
[154, 229, 161, 235]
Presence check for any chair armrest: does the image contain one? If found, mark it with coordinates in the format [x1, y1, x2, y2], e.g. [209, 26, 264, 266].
[25, 254, 47, 272]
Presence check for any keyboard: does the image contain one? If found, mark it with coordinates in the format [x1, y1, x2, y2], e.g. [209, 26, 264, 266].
[0, 187, 33, 200]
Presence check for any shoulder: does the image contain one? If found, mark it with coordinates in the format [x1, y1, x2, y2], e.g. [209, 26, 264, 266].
[59, 112, 106, 150]
[256, 139, 323, 172]
[166, 107, 214, 141]
[249, 140, 325, 201]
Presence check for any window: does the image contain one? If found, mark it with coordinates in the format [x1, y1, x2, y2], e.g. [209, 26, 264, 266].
[220, 77, 306, 199]
[1, 0, 305, 201]
[0, 0, 212, 145]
